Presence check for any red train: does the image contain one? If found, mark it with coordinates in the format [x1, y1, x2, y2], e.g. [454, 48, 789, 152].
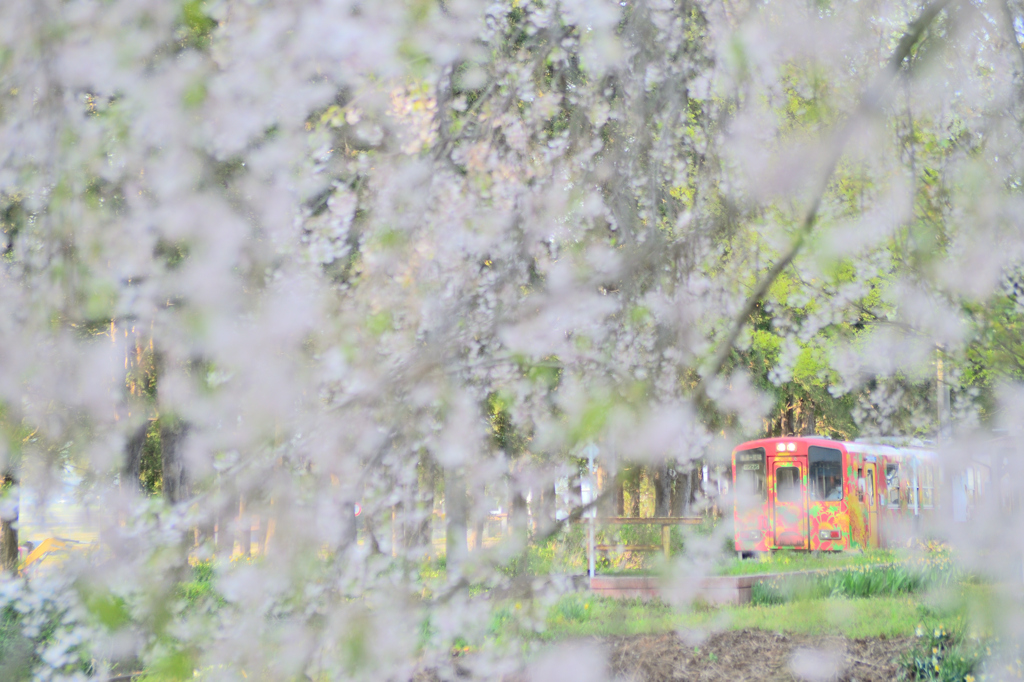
[731, 436, 945, 554]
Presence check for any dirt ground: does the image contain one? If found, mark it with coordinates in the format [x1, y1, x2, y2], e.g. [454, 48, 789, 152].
[417, 630, 914, 682]
[605, 630, 913, 682]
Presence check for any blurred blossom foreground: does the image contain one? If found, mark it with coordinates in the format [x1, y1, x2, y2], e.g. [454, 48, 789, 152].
[2, 0, 1024, 680]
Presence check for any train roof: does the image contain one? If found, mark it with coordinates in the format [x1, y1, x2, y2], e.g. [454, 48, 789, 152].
[733, 435, 937, 460]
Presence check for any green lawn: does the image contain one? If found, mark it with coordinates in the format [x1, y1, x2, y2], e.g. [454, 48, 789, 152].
[527, 583, 992, 643]
[534, 593, 923, 640]
[716, 548, 900, 576]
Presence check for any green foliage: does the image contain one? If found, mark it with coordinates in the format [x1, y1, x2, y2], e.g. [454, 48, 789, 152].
[487, 390, 528, 457]
[0, 605, 36, 682]
[959, 294, 1024, 422]
[548, 595, 591, 625]
[147, 646, 196, 681]
[154, 239, 190, 270]
[139, 420, 162, 494]
[899, 623, 982, 682]
[85, 590, 131, 630]
[177, 0, 216, 51]
[0, 588, 91, 680]
[0, 197, 25, 262]
[517, 355, 562, 391]
[181, 80, 207, 109]
[570, 395, 616, 444]
[497, 541, 556, 579]
[496, 528, 587, 578]
[365, 310, 393, 337]
[731, 278, 861, 438]
[177, 561, 222, 610]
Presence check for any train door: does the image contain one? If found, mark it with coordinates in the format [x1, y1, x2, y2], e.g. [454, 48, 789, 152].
[863, 462, 878, 547]
[771, 458, 809, 548]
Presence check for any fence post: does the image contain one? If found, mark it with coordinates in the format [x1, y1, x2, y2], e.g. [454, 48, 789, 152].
[662, 524, 671, 559]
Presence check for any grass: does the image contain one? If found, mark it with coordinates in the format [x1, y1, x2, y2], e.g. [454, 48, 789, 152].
[717, 548, 900, 576]
[522, 583, 999, 680]
[730, 595, 930, 639]
[179, 560, 219, 608]
[527, 592, 938, 641]
[745, 542, 968, 606]
[751, 563, 927, 604]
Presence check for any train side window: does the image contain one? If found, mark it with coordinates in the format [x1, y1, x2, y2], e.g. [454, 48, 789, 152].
[920, 465, 934, 507]
[776, 466, 801, 503]
[886, 463, 899, 506]
[808, 446, 843, 501]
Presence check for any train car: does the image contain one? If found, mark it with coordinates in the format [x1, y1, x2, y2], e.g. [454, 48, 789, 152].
[732, 436, 938, 555]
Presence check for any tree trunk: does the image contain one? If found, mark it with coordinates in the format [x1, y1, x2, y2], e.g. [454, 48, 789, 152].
[510, 489, 528, 543]
[391, 505, 399, 557]
[122, 420, 148, 493]
[625, 467, 641, 517]
[363, 509, 383, 554]
[392, 498, 413, 557]
[444, 466, 468, 571]
[196, 519, 215, 549]
[654, 463, 671, 517]
[797, 400, 816, 436]
[417, 456, 436, 554]
[239, 495, 251, 558]
[216, 491, 238, 558]
[215, 512, 225, 556]
[262, 513, 275, 556]
[614, 474, 625, 517]
[683, 467, 694, 515]
[470, 517, 484, 551]
[671, 468, 686, 517]
[160, 418, 190, 504]
[538, 482, 556, 531]
[596, 465, 612, 517]
[1, 473, 18, 573]
[783, 404, 795, 436]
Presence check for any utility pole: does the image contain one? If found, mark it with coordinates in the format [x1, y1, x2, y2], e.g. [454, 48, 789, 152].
[582, 444, 598, 579]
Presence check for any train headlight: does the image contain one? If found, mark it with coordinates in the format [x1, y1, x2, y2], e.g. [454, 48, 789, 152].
[819, 529, 841, 540]
[747, 530, 761, 540]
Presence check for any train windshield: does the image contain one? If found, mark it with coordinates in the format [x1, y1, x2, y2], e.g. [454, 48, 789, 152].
[808, 446, 843, 501]
[735, 448, 766, 507]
